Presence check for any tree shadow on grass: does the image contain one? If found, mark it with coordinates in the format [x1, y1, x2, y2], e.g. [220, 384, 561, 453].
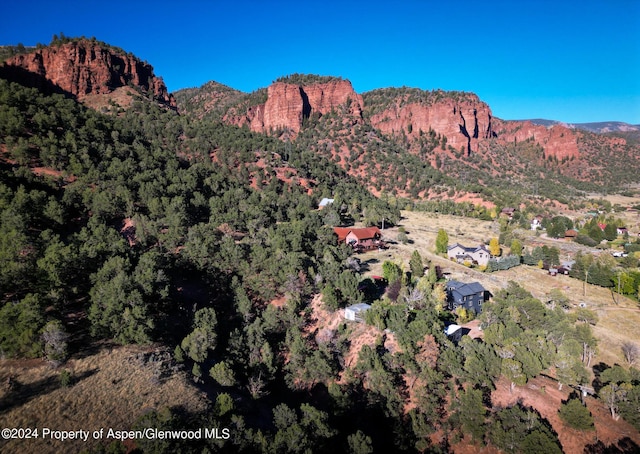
[0, 368, 97, 414]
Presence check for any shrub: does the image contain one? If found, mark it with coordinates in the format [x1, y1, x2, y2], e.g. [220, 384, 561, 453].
[210, 361, 236, 387]
[59, 369, 73, 388]
[486, 255, 520, 272]
[559, 399, 594, 430]
[173, 344, 184, 362]
[41, 320, 68, 363]
[575, 234, 598, 247]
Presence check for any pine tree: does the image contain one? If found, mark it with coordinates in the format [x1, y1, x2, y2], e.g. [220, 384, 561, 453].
[410, 250, 424, 279]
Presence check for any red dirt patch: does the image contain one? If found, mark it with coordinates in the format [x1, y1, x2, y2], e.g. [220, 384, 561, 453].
[453, 192, 496, 210]
[269, 295, 287, 309]
[491, 375, 640, 453]
[340, 323, 383, 381]
[461, 319, 484, 340]
[119, 217, 137, 247]
[305, 294, 344, 343]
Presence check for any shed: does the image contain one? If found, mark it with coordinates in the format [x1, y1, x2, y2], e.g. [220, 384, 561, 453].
[344, 303, 371, 322]
[444, 324, 463, 342]
[318, 198, 334, 209]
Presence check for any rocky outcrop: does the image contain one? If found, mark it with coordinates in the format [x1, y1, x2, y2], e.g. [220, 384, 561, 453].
[0, 39, 175, 108]
[226, 80, 363, 135]
[368, 93, 582, 162]
[493, 119, 580, 161]
[369, 95, 494, 155]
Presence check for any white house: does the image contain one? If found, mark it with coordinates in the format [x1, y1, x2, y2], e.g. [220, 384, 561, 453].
[447, 243, 490, 266]
[531, 216, 543, 231]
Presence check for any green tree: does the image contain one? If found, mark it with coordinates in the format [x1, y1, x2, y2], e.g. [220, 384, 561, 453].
[559, 398, 594, 430]
[502, 358, 526, 393]
[335, 270, 363, 306]
[603, 223, 618, 241]
[554, 340, 587, 391]
[409, 250, 424, 279]
[547, 216, 573, 238]
[181, 307, 218, 363]
[460, 336, 501, 389]
[548, 288, 570, 309]
[454, 387, 486, 441]
[600, 364, 631, 385]
[600, 382, 633, 420]
[210, 361, 236, 386]
[0, 293, 45, 358]
[435, 228, 449, 254]
[574, 323, 598, 367]
[0, 209, 33, 292]
[488, 404, 562, 454]
[510, 238, 523, 257]
[214, 392, 234, 417]
[382, 260, 403, 285]
[88, 256, 153, 345]
[347, 430, 373, 454]
[587, 223, 604, 243]
[426, 264, 438, 286]
[322, 282, 339, 311]
[618, 384, 640, 431]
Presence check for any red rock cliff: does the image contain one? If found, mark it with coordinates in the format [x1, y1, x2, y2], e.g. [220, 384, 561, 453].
[493, 119, 580, 161]
[369, 95, 494, 155]
[1, 40, 175, 108]
[369, 94, 581, 161]
[226, 80, 363, 135]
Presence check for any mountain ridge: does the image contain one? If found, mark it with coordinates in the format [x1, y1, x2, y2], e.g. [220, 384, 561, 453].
[526, 119, 640, 133]
[2, 39, 639, 200]
[0, 37, 175, 109]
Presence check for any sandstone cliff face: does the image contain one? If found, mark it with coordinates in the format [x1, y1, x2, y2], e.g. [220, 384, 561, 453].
[493, 119, 580, 161]
[369, 96, 494, 155]
[368, 94, 582, 162]
[1, 40, 175, 108]
[226, 80, 363, 135]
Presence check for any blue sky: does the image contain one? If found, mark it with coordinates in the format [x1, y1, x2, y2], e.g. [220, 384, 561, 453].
[1, 1, 639, 124]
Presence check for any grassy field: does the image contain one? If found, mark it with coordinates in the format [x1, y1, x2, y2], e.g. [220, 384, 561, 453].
[358, 210, 640, 368]
[0, 345, 208, 454]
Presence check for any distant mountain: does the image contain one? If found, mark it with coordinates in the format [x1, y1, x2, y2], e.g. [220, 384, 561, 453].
[528, 119, 640, 134]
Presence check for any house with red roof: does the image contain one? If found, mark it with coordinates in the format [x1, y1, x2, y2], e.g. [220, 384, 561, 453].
[333, 227, 386, 252]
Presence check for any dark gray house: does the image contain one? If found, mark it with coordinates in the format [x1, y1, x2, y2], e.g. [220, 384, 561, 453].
[445, 280, 486, 314]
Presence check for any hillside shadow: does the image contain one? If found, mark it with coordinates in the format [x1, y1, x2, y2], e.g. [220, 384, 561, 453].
[0, 368, 97, 414]
[0, 65, 74, 98]
[584, 437, 640, 454]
